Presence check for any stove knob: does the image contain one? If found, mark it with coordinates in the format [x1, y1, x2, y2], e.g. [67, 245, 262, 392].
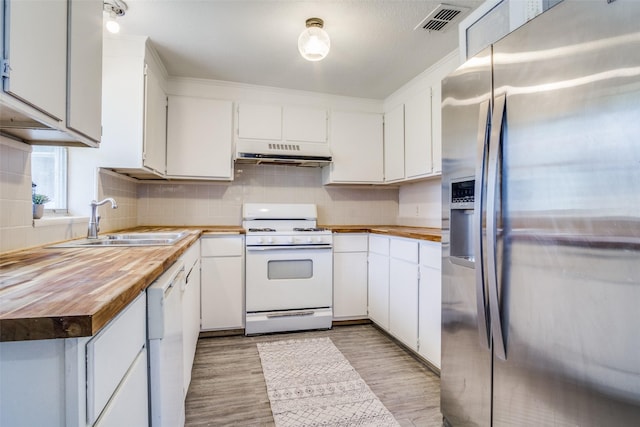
[288, 237, 294, 243]
[315, 237, 322, 243]
[256, 237, 263, 244]
[267, 237, 274, 244]
[307, 237, 313, 243]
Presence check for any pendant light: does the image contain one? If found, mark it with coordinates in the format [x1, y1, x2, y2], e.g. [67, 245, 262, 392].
[298, 18, 330, 62]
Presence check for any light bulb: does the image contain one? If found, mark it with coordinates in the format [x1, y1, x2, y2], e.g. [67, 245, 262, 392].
[106, 19, 120, 33]
[298, 19, 330, 62]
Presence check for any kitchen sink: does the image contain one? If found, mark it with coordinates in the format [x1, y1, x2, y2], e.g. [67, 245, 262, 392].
[49, 232, 189, 248]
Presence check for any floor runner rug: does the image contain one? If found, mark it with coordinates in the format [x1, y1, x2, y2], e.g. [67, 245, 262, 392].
[257, 337, 400, 427]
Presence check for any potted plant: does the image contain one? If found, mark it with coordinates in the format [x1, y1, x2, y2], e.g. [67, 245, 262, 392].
[32, 193, 50, 219]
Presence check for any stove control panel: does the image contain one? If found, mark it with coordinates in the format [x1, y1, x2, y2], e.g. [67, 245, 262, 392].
[246, 233, 332, 247]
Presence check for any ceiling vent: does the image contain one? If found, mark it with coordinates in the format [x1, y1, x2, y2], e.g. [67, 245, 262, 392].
[415, 4, 469, 32]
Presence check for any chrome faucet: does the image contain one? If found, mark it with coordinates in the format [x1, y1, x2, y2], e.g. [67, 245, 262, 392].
[88, 198, 118, 239]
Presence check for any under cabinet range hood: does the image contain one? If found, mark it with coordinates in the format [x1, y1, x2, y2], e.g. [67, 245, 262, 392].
[235, 140, 332, 167]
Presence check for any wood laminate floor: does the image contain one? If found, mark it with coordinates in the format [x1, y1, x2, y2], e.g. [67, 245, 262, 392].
[185, 324, 442, 426]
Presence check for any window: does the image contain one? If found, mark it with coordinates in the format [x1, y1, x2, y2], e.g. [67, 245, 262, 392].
[31, 146, 68, 212]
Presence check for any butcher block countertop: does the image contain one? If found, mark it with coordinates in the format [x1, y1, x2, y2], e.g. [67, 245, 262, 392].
[326, 225, 441, 242]
[0, 224, 436, 342]
[0, 226, 244, 342]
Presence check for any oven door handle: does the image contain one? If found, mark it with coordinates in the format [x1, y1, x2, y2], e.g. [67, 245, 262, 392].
[246, 245, 332, 251]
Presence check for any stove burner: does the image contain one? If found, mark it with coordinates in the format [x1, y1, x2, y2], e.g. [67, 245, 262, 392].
[293, 227, 327, 232]
[248, 228, 276, 232]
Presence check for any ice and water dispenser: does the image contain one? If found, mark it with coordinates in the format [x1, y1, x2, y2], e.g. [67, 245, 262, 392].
[449, 178, 475, 267]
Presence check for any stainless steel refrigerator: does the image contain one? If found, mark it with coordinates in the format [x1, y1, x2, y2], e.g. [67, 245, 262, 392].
[440, 0, 640, 425]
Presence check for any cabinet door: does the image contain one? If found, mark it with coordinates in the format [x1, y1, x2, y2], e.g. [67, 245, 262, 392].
[283, 106, 327, 142]
[389, 257, 419, 351]
[418, 241, 442, 367]
[333, 252, 368, 319]
[237, 103, 282, 140]
[201, 257, 243, 330]
[3, 0, 67, 120]
[94, 348, 149, 427]
[431, 82, 443, 174]
[404, 88, 433, 178]
[167, 96, 233, 179]
[326, 111, 384, 183]
[66, 0, 102, 142]
[183, 258, 200, 394]
[143, 65, 167, 174]
[367, 251, 389, 330]
[384, 104, 405, 182]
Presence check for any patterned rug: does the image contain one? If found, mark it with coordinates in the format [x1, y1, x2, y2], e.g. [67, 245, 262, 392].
[257, 337, 400, 427]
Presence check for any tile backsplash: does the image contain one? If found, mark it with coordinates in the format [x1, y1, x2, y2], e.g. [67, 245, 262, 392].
[138, 164, 399, 226]
[1, 136, 441, 253]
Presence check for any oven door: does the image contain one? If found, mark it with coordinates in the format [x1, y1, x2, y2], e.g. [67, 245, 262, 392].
[245, 245, 332, 312]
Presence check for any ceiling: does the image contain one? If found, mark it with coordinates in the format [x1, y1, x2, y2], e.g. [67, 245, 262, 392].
[115, 1, 483, 100]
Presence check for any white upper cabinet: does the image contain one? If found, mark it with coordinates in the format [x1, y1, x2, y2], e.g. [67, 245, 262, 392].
[237, 103, 282, 140]
[237, 103, 327, 144]
[404, 88, 433, 179]
[66, 0, 103, 142]
[384, 104, 405, 183]
[99, 36, 167, 178]
[381, 51, 460, 184]
[283, 106, 327, 143]
[431, 79, 444, 174]
[1, 0, 102, 147]
[323, 110, 384, 184]
[2, 0, 67, 121]
[166, 96, 234, 180]
[142, 65, 167, 175]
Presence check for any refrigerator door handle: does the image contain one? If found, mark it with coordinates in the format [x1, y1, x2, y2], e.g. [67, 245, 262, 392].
[487, 93, 507, 360]
[474, 99, 491, 349]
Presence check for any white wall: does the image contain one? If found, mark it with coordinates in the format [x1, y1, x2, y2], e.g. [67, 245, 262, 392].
[397, 179, 441, 228]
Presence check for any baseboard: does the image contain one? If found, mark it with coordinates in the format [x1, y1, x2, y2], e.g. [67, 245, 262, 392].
[199, 328, 245, 338]
[370, 323, 441, 377]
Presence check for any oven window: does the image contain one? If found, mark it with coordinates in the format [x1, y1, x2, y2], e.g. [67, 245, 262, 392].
[267, 259, 313, 280]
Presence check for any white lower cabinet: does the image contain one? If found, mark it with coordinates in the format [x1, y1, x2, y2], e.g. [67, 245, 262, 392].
[200, 235, 245, 330]
[367, 235, 390, 330]
[388, 237, 419, 352]
[87, 293, 147, 425]
[94, 348, 149, 427]
[418, 241, 442, 368]
[365, 234, 442, 369]
[333, 234, 368, 320]
[0, 292, 148, 427]
[181, 240, 201, 394]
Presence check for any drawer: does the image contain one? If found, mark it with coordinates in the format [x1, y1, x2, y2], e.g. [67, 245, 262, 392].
[333, 233, 368, 252]
[368, 234, 389, 256]
[390, 237, 419, 263]
[420, 241, 441, 270]
[86, 293, 146, 425]
[201, 235, 244, 257]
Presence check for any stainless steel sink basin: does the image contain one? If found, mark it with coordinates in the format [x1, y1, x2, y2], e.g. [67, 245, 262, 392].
[49, 232, 189, 248]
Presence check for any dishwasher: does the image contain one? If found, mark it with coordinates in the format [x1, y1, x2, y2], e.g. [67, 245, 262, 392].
[147, 260, 186, 427]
